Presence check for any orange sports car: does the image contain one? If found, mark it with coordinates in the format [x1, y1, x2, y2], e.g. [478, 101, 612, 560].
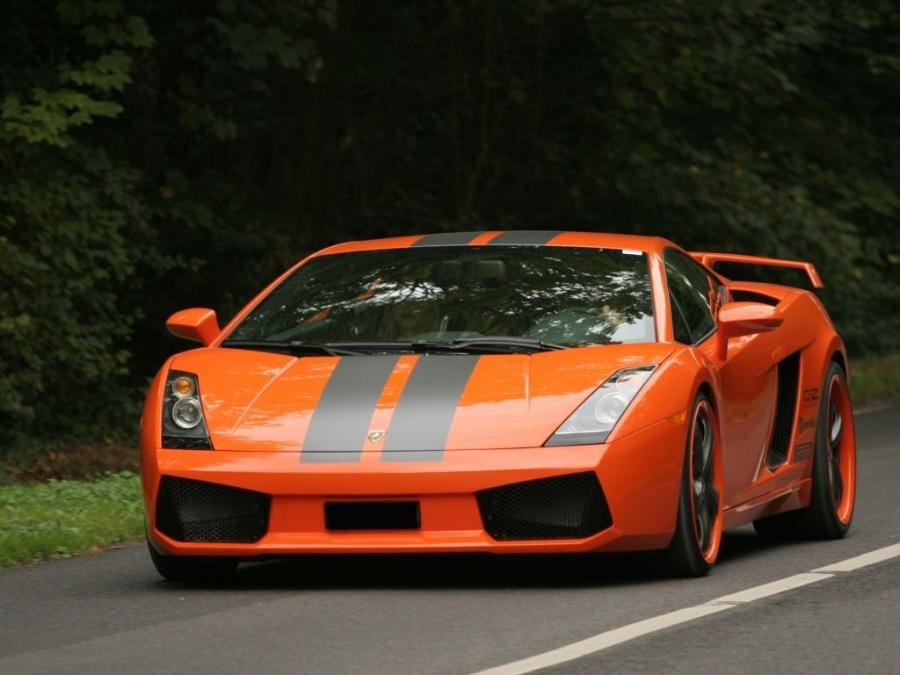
[141, 231, 856, 580]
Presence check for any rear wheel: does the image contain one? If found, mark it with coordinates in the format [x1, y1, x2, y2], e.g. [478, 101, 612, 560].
[147, 539, 238, 583]
[665, 393, 724, 577]
[753, 361, 856, 540]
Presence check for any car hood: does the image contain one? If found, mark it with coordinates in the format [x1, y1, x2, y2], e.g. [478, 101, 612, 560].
[170, 343, 675, 454]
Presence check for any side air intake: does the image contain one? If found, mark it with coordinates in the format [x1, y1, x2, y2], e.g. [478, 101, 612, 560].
[156, 476, 270, 543]
[730, 289, 779, 306]
[477, 472, 611, 541]
[767, 352, 801, 469]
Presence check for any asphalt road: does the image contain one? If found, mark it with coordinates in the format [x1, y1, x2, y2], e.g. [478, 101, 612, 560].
[1, 405, 898, 675]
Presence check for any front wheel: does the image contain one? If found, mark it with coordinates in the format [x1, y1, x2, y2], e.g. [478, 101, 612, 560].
[147, 539, 238, 583]
[664, 392, 724, 577]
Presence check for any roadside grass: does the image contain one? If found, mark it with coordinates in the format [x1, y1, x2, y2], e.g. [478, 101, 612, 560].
[0, 471, 143, 568]
[851, 353, 900, 408]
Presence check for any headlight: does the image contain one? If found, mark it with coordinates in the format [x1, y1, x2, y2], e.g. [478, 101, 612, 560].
[162, 370, 212, 449]
[172, 397, 203, 429]
[545, 365, 656, 446]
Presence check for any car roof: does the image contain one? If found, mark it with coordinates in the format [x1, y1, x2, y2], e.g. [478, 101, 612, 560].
[313, 231, 677, 257]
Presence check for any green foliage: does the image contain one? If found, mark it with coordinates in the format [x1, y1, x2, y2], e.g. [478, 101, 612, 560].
[1, 1, 150, 148]
[0, 0, 897, 452]
[0, 148, 139, 434]
[0, 0, 332, 449]
[0, 471, 143, 566]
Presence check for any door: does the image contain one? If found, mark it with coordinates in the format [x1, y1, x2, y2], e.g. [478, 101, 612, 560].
[664, 249, 777, 508]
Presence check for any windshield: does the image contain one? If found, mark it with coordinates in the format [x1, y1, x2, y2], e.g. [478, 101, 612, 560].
[228, 246, 655, 347]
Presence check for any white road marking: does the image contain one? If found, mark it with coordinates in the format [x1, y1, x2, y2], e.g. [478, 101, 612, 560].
[471, 543, 900, 675]
[813, 542, 900, 573]
[710, 572, 831, 604]
[472, 604, 732, 675]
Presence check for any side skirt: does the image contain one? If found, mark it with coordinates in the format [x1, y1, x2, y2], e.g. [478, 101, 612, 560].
[723, 478, 812, 530]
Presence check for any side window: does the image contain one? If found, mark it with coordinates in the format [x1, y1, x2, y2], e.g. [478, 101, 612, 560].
[665, 250, 719, 344]
[669, 291, 693, 344]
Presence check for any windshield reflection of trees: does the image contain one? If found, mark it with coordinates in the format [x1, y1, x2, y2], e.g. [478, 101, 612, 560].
[233, 247, 654, 345]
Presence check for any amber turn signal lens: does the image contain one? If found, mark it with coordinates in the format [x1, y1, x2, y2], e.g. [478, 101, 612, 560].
[172, 376, 195, 397]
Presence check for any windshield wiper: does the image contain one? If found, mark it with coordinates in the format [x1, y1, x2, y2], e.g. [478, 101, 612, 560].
[324, 340, 425, 353]
[220, 340, 364, 357]
[447, 336, 566, 353]
[452, 335, 568, 352]
[326, 336, 566, 354]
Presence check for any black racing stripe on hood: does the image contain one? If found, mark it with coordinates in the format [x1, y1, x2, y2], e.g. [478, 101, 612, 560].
[301, 355, 399, 463]
[412, 232, 484, 247]
[382, 355, 479, 462]
[488, 230, 561, 246]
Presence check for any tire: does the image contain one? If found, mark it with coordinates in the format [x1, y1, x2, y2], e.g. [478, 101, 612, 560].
[664, 392, 724, 577]
[147, 539, 238, 583]
[753, 361, 856, 540]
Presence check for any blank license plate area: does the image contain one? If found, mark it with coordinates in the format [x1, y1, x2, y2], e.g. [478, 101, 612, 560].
[325, 501, 421, 531]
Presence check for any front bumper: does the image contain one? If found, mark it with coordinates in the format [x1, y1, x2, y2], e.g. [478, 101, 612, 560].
[142, 418, 684, 557]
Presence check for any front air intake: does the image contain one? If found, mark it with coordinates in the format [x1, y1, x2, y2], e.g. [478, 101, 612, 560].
[477, 472, 612, 541]
[155, 476, 270, 543]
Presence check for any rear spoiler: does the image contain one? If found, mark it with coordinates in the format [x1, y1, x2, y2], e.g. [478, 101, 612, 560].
[690, 252, 824, 289]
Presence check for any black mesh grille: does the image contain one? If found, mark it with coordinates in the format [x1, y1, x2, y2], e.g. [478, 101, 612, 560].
[156, 476, 270, 543]
[477, 472, 611, 541]
[730, 289, 779, 306]
[767, 352, 801, 468]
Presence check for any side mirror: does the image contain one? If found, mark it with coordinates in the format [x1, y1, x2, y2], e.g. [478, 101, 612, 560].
[166, 308, 220, 346]
[716, 302, 783, 359]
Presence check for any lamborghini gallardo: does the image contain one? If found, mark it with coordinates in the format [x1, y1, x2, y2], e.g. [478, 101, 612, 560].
[141, 231, 856, 580]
